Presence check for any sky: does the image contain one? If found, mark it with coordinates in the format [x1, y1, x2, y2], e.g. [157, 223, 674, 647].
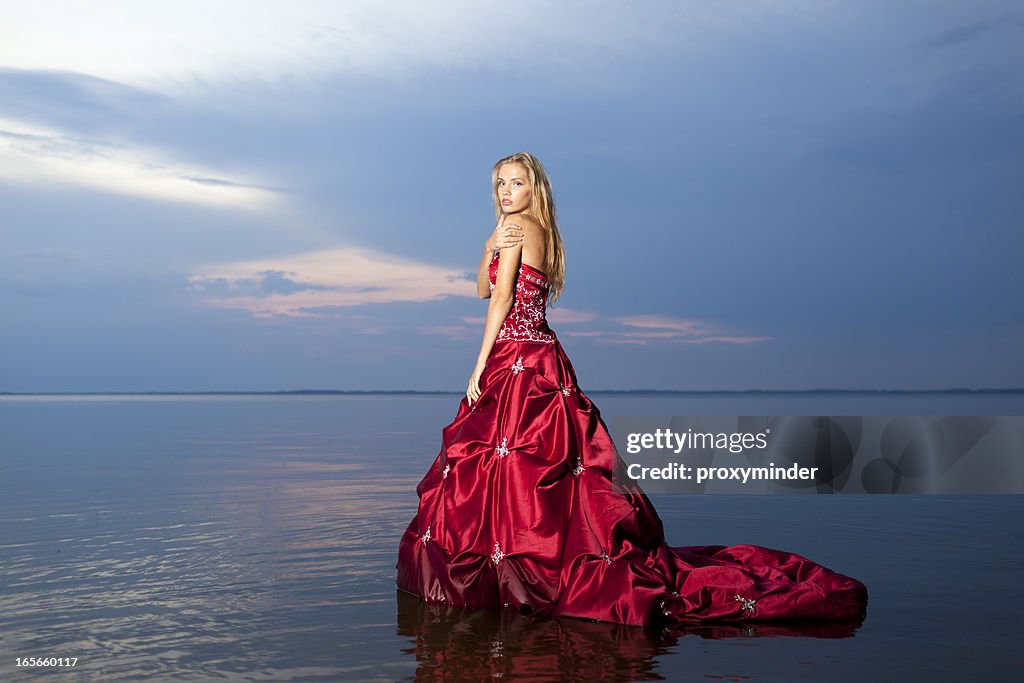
[1, 1, 1022, 392]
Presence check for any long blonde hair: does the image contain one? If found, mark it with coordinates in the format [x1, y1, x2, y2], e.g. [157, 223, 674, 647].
[491, 152, 566, 303]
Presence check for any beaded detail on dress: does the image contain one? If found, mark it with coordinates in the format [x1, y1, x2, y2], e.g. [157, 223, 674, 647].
[488, 252, 556, 344]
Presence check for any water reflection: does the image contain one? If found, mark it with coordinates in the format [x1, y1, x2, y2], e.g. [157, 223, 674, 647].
[396, 590, 672, 681]
[395, 590, 864, 682]
[1, 396, 1021, 681]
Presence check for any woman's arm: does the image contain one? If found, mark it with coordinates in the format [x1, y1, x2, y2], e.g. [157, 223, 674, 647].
[478, 241, 521, 362]
[467, 240, 523, 404]
[477, 216, 524, 298]
[476, 247, 495, 299]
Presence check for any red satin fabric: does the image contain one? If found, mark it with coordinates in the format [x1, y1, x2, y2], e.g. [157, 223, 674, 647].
[396, 253, 868, 627]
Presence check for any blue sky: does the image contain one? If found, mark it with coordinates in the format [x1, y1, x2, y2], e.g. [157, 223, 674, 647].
[1, 1, 1021, 391]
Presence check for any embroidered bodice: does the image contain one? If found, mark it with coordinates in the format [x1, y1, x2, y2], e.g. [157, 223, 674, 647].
[488, 251, 556, 343]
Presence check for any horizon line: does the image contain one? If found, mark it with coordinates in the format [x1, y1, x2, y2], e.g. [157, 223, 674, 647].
[2, 387, 1023, 396]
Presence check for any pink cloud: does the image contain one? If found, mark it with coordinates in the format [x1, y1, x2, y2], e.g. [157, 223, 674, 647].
[612, 315, 710, 335]
[188, 246, 474, 318]
[560, 313, 772, 347]
[547, 307, 596, 324]
[684, 335, 774, 344]
[562, 330, 606, 337]
[417, 325, 477, 341]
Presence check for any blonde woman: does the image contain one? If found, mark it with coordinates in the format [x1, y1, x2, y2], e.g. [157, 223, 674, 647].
[396, 152, 867, 627]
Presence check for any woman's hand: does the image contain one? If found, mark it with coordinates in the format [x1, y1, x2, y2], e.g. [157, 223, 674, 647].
[485, 214, 524, 252]
[467, 360, 487, 406]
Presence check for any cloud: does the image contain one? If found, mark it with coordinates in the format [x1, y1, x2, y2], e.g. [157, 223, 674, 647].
[561, 331, 606, 338]
[417, 325, 477, 341]
[0, 1, 601, 90]
[0, 2, 828, 94]
[925, 11, 1023, 49]
[462, 307, 595, 326]
[570, 314, 774, 346]
[187, 246, 475, 318]
[548, 307, 596, 324]
[450, 311, 773, 346]
[682, 336, 773, 344]
[0, 67, 167, 136]
[614, 315, 711, 336]
[0, 115, 280, 209]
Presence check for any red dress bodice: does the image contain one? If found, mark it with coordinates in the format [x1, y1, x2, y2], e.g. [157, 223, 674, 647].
[488, 251, 556, 344]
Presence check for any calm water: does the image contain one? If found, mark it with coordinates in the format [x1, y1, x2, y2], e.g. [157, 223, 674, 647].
[1, 393, 1021, 682]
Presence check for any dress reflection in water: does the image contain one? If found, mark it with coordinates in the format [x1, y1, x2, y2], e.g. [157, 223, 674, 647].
[396, 153, 868, 628]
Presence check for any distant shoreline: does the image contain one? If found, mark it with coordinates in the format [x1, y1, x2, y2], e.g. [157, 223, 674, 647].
[2, 388, 1022, 396]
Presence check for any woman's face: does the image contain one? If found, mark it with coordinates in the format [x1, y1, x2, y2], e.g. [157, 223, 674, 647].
[496, 163, 532, 215]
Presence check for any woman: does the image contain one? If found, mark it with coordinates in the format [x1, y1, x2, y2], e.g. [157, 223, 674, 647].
[396, 152, 868, 627]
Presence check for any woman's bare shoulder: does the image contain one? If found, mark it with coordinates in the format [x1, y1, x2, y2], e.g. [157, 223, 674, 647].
[506, 214, 547, 269]
[505, 213, 543, 235]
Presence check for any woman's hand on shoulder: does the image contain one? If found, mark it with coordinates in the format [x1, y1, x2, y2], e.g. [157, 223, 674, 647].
[485, 214, 524, 252]
[507, 213, 542, 231]
[504, 214, 543, 245]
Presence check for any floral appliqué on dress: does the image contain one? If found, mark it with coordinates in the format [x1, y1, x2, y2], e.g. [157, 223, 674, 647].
[734, 594, 757, 614]
[491, 542, 505, 565]
[489, 253, 556, 344]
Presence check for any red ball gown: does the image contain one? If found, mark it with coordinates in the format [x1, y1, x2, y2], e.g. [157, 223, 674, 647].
[396, 252, 868, 627]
